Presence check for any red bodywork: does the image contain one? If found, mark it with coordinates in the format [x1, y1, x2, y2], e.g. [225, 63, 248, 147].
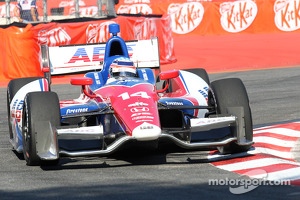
[95, 82, 160, 136]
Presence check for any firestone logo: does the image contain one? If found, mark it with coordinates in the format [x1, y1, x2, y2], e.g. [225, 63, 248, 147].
[220, 0, 258, 33]
[274, 0, 300, 31]
[168, 2, 204, 34]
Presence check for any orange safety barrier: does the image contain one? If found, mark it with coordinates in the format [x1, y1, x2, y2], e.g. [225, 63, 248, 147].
[0, 24, 43, 82]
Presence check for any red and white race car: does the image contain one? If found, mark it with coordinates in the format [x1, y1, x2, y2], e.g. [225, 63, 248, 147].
[7, 23, 253, 166]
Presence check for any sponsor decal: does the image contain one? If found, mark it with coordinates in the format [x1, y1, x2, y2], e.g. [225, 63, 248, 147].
[168, 2, 205, 34]
[199, 86, 209, 100]
[12, 99, 23, 111]
[58, 127, 101, 134]
[140, 69, 149, 81]
[59, 0, 86, 7]
[130, 107, 149, 112]
[66, 108, 88, 114]
[131, 112, 151, 117]
[68, 6, 98, 16]
[220, 0, 258, 33]
[11, 100, 23, 123]
[38, 27, 71, 46]
[132, 115, 154, 121]
[11, 110, 22, 123]
[133, 19, 158, 40]
[117, 0, 152, 15]
[274, 0, 300, 31]
[195, 117, 234, 125]
[86, 21, 116, 43]
[165, 101, 184, 106]
[65, 45, 134, 64]
[128, 102, 149, 107]
[139, 124, 154, 130]
[93, 72, 101, 85]
[130, 106, 154, 122]
[58, 0, 97, 16]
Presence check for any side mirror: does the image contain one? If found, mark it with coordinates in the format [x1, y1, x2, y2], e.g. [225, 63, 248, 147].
[70, 77, 97, 98]
[159, 70, 179, 80]
[157, 70, 179, 93]
[70, 77, 93, 86]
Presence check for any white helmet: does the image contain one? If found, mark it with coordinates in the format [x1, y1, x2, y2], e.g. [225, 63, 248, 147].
[110, 58, 136, 78]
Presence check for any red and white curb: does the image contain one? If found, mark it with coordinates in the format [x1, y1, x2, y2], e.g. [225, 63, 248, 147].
[208, 122, 300, 185]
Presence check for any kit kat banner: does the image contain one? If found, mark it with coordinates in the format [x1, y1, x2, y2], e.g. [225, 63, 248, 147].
[115, 0, 300, 35]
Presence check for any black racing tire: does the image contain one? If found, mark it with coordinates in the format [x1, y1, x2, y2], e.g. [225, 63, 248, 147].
[7, 77, 42, 140]
[22, 91, 60, 166]
[210, 78, 253, 154]
[185, 68, 210, 84]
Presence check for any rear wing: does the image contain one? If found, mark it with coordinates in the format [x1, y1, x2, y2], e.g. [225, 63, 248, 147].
[41, 37, 160, 75]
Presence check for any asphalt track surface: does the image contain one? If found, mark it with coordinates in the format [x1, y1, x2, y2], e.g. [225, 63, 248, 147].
[1, 67, 300, 200]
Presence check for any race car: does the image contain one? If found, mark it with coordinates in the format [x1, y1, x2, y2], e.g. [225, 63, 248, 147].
[7, 23, 253, 166]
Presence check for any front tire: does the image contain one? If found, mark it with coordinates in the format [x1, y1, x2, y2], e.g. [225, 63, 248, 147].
[210, 78, 253, 154]
[22, 92, 60, 166]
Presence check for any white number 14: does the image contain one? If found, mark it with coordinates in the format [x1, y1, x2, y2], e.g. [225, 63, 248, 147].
[118, 91, 151, 100]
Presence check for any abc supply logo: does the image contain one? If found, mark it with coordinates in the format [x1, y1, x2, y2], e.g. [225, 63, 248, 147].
[220, 0, 258, 33]
[208, 169, 290, 194]
[168, 2, 204, 34]
[274, 0, 300, 31]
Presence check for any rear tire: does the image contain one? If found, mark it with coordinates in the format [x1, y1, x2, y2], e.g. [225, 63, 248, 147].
[7, 77, 43, 140]
[22, 92, 60, 166]
[210, 78, 253, 154]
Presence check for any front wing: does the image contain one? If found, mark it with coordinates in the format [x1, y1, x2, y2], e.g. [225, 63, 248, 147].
[34, 105, 253, 160]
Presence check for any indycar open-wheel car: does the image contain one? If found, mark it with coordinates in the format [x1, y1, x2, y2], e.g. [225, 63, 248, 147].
[7, 23, 253, 166]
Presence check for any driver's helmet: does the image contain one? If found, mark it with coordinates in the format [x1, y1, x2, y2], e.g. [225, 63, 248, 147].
[110, 58, 137, 78]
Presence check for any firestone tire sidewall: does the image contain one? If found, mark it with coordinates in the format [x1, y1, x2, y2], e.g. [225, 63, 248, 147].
[210, 78, 253, 154]
[22, 91, 60, 166]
